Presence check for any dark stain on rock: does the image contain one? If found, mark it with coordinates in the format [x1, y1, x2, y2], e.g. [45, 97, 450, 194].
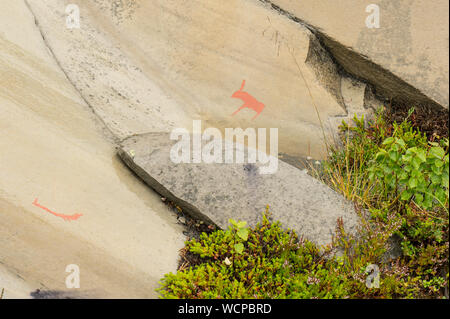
[30, 289, 92, 299]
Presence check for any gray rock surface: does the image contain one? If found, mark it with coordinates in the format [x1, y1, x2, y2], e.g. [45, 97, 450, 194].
[0, 0, 185, 298]
[266, 0, 449, 110]
[118, 133, 360, 247]
[25, 0, 374, 160]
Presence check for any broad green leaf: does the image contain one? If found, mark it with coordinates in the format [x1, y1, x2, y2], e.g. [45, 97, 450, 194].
[382, 137, 395, 145]
[432, 165, 442, 175]
[383, 165, 393, 174]
[430, 174, 441, 185]
[411, 169, 420, 178]
[411, 156, 422, 169]
[234, 243, 244, 254]
[385, 174, 394, 188]
[416, 149, 426, 162]
[442, 174, 449, 188]
[392, 144, 401, 152]
[237, 221, 247, 228]
[422, 195, 433, 209]
[429, 141, 439, 147]
[375, 150, 387, 162]
[392, 164, 402, 175]
[415, 193, 423, 203]
[401, 190, 413, 201]
[389, 150, 399, 162]
[396, 138, 406, 148]
[430, 147, 445, 159]
[399, 172, 409, 183]
[402, 154, 412, 162]
[435, 188, 446, 204]
[236, 228, 249, 241]
[417, 181, 428, 192]
[434, 159, 444, 168]
[408, 178, 418, 189]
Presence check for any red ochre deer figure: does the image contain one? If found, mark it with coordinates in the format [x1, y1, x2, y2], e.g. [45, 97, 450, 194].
[32, 198, 83, 221]
[231, 80, 265, 120]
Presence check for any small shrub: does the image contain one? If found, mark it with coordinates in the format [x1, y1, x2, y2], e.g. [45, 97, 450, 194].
[322, 108, 449, 298]
[367, 118, 449, 210]
[158, 209, 422, 299]
[158, 108, 448, 299]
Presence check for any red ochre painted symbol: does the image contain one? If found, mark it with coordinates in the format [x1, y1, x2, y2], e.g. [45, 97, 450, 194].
[231, 80, 265, 120]
[32, 198, 83, 221]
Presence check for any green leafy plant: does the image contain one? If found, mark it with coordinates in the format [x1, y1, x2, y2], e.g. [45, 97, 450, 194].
[321, 108, 449, 297]
[158, 108, 448, 299]
[318, 111, 390, 207]
[157, 208, 430, 299]
[367, 119, 449, 210]
[229, 218, 249, 255]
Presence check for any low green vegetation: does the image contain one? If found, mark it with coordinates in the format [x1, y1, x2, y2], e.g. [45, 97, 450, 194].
[321, 109, 448, 297]
[158, 108, 449, 299]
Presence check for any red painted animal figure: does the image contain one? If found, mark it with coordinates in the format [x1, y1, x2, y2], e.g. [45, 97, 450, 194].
[32, 198, 83, 221]
[231, 80, 265, 120]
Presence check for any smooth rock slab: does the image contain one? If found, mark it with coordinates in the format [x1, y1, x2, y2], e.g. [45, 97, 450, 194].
[26, 0, 370, 160]
[269, 0, 449, 110]
[118, 133, 359, 247]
